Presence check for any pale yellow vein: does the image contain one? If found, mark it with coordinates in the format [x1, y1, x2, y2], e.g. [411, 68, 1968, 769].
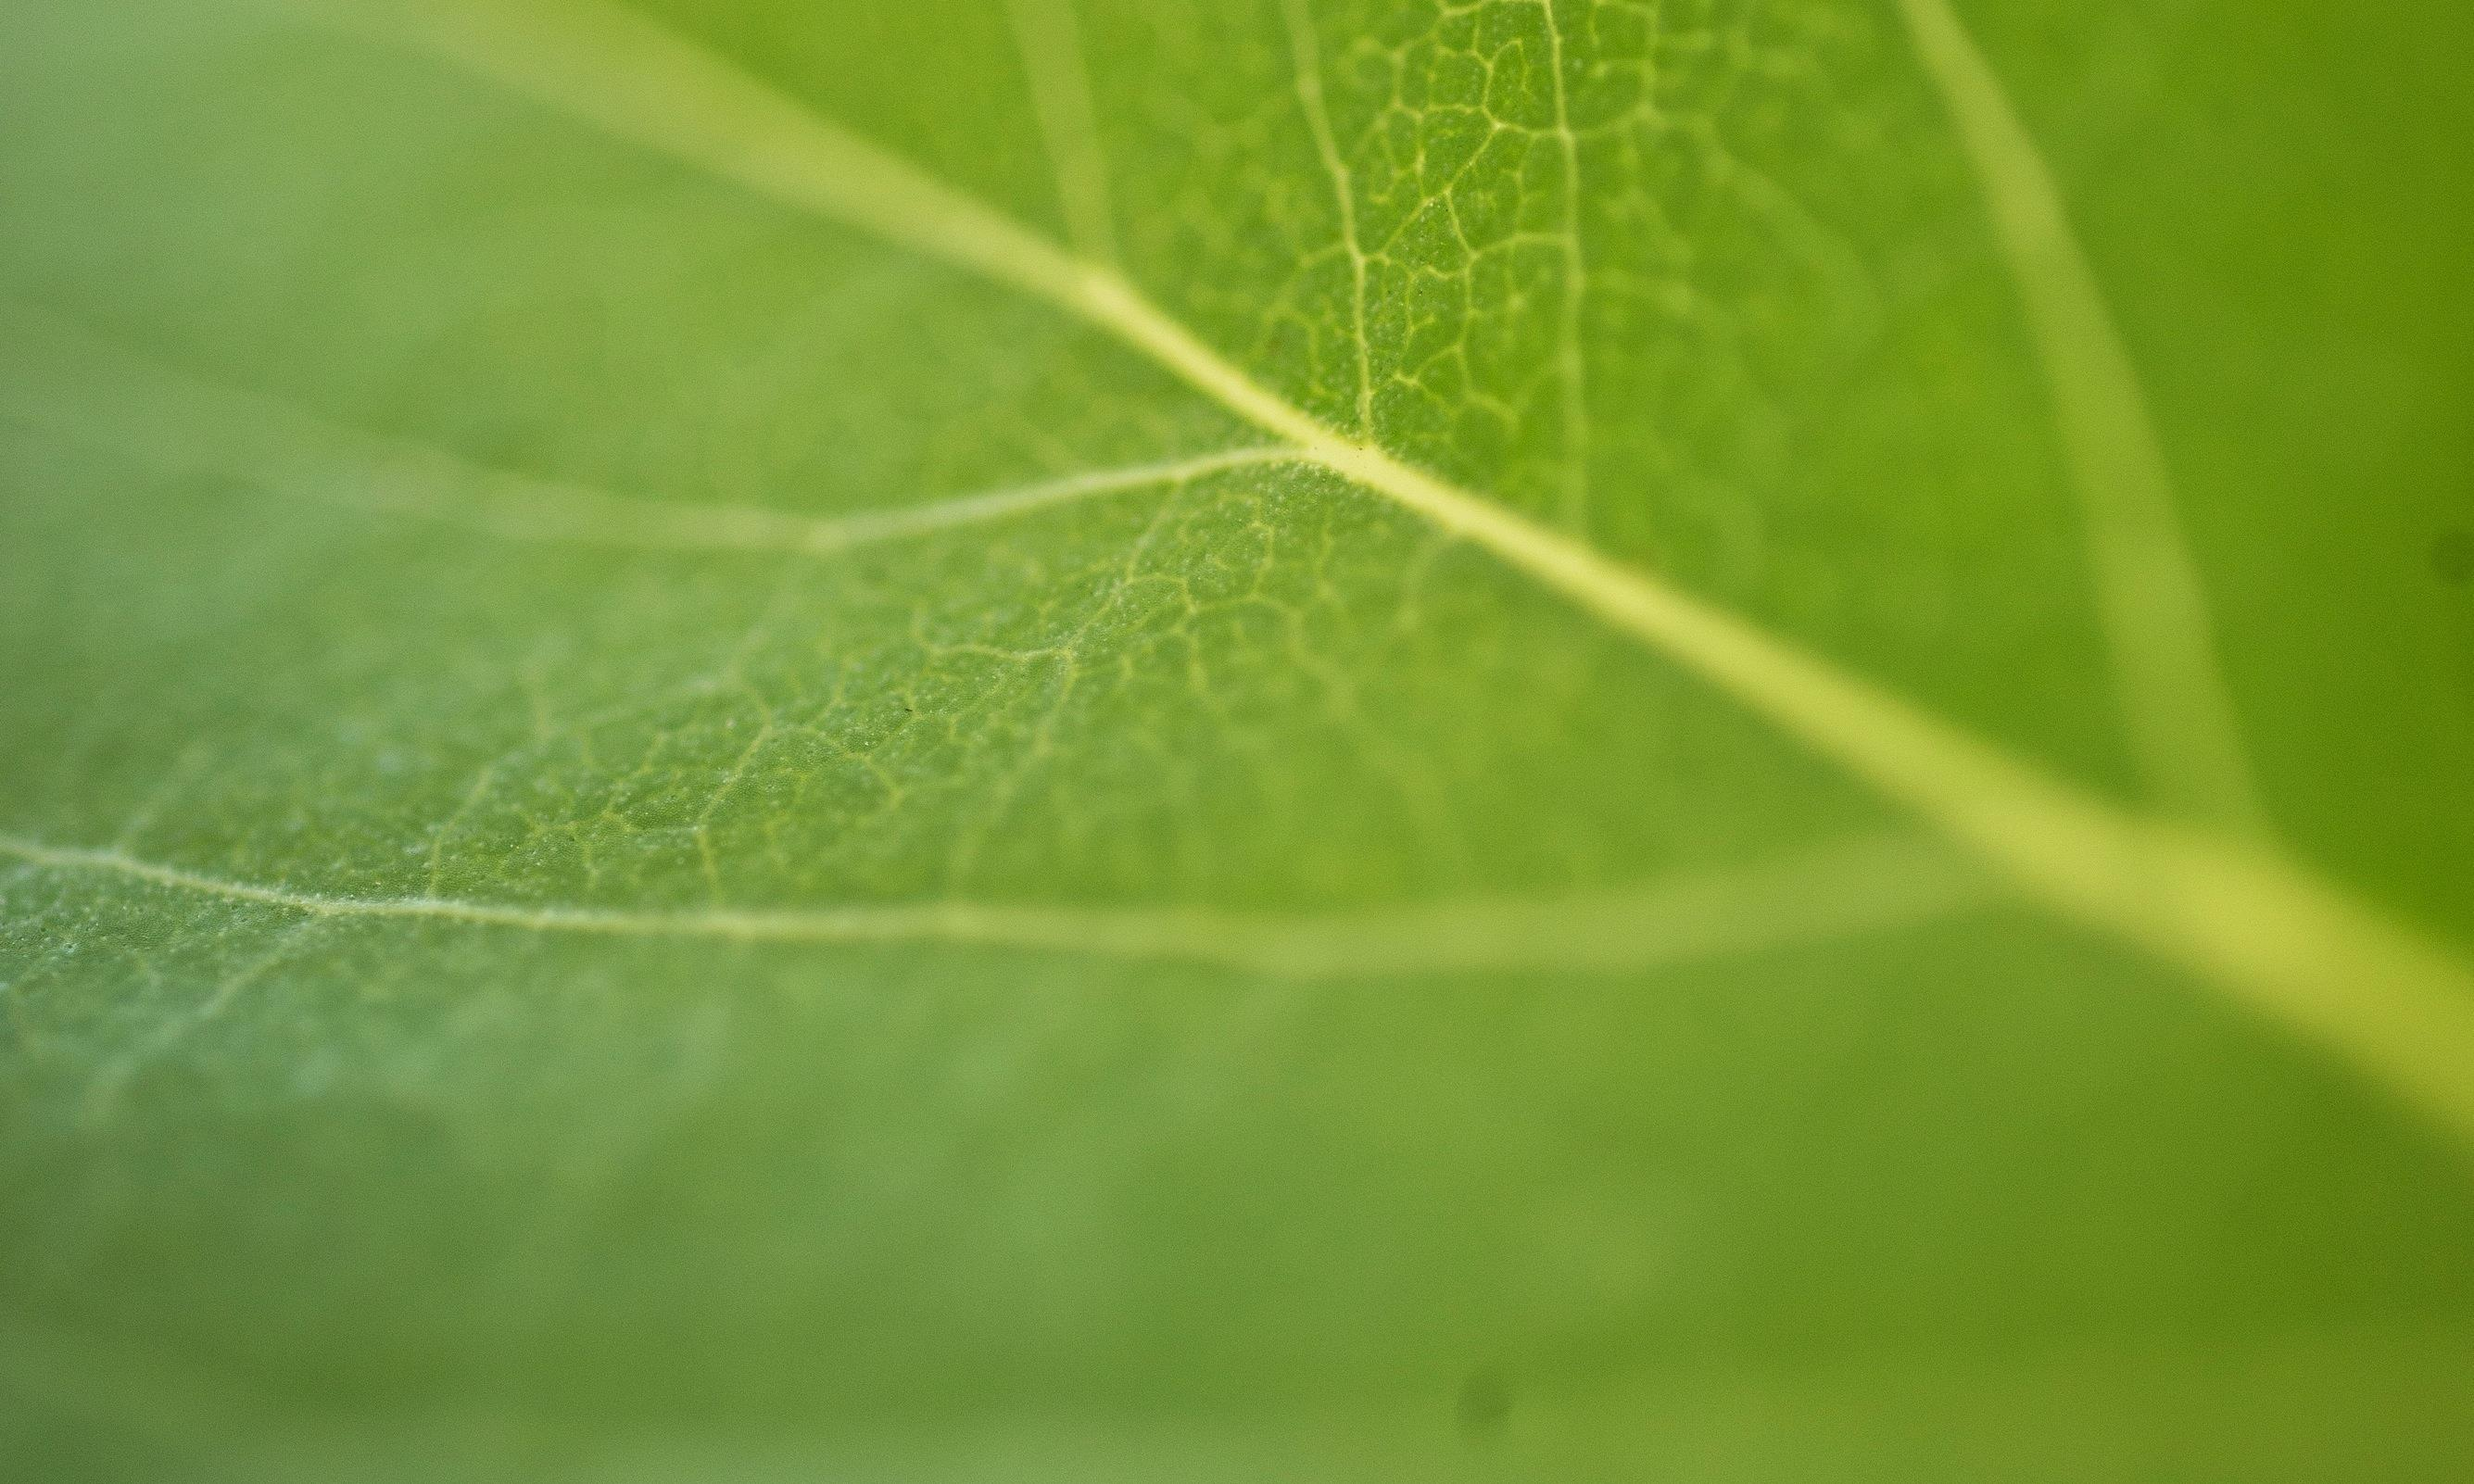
[1896, 0, 2266, 835]
[245, 0, 2474, 1149]
[0, 831, 1985, 982]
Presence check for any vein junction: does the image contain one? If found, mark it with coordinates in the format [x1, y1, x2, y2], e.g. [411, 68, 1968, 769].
[196, 0, 2474, 1150]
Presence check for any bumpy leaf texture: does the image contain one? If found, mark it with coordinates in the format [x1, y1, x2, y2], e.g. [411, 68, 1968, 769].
[5, 0, 2473, 1478]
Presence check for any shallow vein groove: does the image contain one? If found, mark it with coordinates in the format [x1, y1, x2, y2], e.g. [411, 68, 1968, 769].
[0, 832, 1984, 981]
[0, 308, 1295, 558]
[271, 0, 2474, 1149]
[1897, 0, 2266, 834]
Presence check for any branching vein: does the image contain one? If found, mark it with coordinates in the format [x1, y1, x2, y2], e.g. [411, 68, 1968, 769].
[234, 0, 2474, 1150]
[0, 309, 1294, 558]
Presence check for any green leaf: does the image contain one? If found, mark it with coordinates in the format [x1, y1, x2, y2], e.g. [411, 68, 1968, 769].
[6, 0, 2473, 1477]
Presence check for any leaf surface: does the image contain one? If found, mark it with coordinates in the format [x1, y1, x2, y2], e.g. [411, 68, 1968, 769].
[5, 0, 2474, 1477]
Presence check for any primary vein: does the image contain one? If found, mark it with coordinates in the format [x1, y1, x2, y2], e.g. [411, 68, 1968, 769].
[271, 0, 2474, 1149]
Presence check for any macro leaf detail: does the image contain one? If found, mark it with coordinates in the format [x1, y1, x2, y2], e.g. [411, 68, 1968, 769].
[5, 0, 2474, 1477]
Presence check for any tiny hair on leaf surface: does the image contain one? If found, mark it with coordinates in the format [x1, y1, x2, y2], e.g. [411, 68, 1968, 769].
[5, 0, 2474, 1478]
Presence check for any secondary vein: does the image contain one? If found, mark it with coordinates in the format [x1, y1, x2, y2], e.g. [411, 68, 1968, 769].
[0, 308, 1295, 558]
[0, 832, 1984, 981]
[1276, 0, 1377, 435]
[1534, 0, 1597, 533]
[1003, 0, 1123, 268]
[1897, 0, 2266, 836]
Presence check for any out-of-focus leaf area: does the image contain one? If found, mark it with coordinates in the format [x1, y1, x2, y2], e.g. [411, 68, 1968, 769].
[5, 1, 2473, 1478]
